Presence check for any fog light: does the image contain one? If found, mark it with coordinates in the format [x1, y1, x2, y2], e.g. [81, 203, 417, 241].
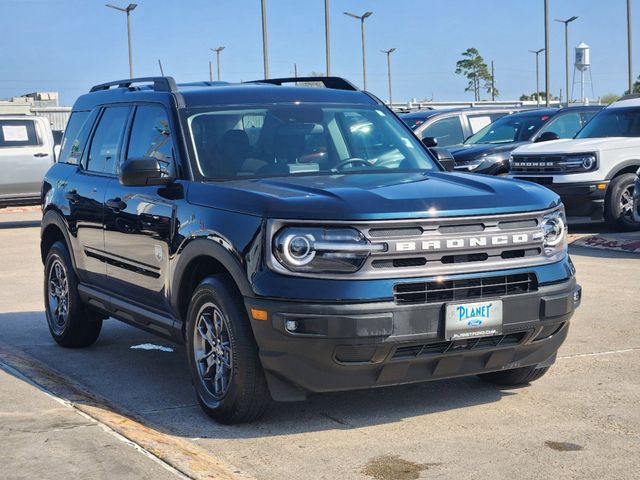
[285, 320, 299, 332]
[573, 290, 581, 303]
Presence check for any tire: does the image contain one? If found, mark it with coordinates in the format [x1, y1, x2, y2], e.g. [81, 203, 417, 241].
[604, 173, 639, 231]
[44, 241, 103, 348]
[185, 275, 271, 424]
[478, 365, 550, 386]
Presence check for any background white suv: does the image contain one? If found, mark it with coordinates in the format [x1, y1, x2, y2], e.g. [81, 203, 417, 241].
[509, 97, 640, 231]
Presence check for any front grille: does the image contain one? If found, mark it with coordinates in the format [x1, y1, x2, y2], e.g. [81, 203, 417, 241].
[392, 332, 527, 359]
[393, 273, 538, 304]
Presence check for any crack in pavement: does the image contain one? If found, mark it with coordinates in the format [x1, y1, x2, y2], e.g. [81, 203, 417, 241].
[558, 347, 640, 360]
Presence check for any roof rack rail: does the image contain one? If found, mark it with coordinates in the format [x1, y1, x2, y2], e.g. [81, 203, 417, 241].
[89, 76, 177, 93]
[246, 76, 359, 91]
[618, 93, 640, 101]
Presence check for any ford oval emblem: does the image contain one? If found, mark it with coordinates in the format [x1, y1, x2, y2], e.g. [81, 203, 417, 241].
[467, 319, 483, 327]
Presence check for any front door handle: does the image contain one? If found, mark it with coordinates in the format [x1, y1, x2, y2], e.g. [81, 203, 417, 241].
[106, 198, 127, 211]
[34, 152, 49, 158]
[64, 191, 80, 203]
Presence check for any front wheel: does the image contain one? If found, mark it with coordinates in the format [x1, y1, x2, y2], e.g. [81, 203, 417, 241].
[478, 365, 550, 386]
[185, 275, 271, 424]
[605, 173, 639, 231]
[44, 241, 103, 347]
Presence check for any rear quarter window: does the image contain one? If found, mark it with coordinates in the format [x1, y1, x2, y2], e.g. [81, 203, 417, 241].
[58, 110, 97, 164]
[0, 119, 40, 147]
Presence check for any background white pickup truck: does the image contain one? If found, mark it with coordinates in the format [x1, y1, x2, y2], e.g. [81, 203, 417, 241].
[509, 96, 640, 231]
[0, 115, 55, 208]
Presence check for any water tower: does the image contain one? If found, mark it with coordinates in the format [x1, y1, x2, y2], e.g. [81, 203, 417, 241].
[572, 42, 594, 103]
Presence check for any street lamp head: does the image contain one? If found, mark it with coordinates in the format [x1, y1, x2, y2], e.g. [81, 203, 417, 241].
[381, 48, 396, 54]
[555, 15, 578, 24]
[529, 48, 545, 55]
[106, 3, 137, 12]
[211, 46, 225, 53]
[344, 11, 373, 20]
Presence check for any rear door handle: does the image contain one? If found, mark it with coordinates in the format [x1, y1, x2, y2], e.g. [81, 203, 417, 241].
[64, 191, 80, 203]
[106, 198, 127, 211]
[34, 153, 49, 158]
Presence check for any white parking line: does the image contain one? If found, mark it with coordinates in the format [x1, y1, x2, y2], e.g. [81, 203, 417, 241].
[559, 347, 640, 360]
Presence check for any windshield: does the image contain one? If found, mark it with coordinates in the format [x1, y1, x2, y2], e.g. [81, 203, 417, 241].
[576, 107, 640, 138]
[465, 112, 551, 144]
[186, 104, 438, 179]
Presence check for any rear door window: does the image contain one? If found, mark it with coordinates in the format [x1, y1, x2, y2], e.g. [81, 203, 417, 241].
[0, 119, 40, 148]
[87, 107, 130, 174]
[537, 112, 583, 139]
[420, 116, 465, 146]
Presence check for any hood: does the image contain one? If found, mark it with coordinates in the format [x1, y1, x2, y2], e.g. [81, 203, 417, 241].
[512, 137, 640, 155]
[187, 172, 560, 220]
[449, 142, 527, 162]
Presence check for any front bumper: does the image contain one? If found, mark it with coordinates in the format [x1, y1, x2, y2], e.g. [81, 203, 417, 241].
[246, 276, 581, 401]
[513, 178, 607, 222]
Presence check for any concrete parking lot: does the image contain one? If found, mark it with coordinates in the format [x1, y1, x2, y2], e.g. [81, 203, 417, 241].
[0, 208, 638, 480]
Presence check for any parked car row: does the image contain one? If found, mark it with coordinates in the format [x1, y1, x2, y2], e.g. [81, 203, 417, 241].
[400, 100, 639, 230]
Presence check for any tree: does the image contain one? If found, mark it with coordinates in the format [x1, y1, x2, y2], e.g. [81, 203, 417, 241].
[600, 93, 621, 104]
[455, 48, 495, 101]
[623, 75, 640, 95]
[519, 91, 559, 102]
[297, 71, 325, 87]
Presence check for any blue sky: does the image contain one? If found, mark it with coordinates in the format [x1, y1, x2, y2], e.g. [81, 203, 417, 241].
[1, 0, 637, 104]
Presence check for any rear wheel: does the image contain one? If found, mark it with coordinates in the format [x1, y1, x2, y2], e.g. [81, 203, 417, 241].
[44, 241, 103, 347]
[185, 275, 271, 424]
[478, 365, 550, 386]
[605, 173, 639, 231]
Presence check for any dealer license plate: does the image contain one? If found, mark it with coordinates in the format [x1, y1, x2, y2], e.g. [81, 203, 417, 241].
[445, 300, 503, 340]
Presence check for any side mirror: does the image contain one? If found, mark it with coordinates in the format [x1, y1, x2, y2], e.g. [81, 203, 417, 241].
[119, 157, 173, 186]
[422, 136, 438, 148]
[431, 147, 456, 172]
[535, 131, 560, 143]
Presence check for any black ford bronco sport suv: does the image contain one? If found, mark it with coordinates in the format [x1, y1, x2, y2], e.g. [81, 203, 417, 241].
[41, 76, 581, 423]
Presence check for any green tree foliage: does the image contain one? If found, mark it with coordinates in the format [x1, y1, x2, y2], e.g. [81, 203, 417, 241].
[455, 48, 496, 101]
[297, 71, 325, 87]
[519, 91, 559, 102]
[623, 75, 640, 95]
[600, 93, 621, 104]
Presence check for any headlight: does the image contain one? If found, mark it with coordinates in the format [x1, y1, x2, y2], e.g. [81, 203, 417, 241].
[541, 207, 567, 255]
[273, 227, 384, 273]
[559, 153, 598, 172]
[466, 154, 507, 171]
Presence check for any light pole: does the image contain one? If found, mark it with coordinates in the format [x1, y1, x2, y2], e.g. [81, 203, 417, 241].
[628, 0, 634, 93]
[210, 47, 225, 81]
[344, 11, 373, 90]
[106, 3, 138, 79]
[381, 48, 396, 105]
[529, 48, 545, 107]
[261, 0, 269, 79]
[555, 16, 578, 106]
[544, 0, 550, 106]
[325, 0, 331, 76]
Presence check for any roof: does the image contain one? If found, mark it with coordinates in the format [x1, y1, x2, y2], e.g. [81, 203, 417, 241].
[610, 95, 640, 108]
[73, 76, 378, 111]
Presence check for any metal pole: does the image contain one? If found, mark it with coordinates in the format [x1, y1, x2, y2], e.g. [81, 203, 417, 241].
[361, 18, 367, 90]
[209, 61, 213, 82]
[126, 9, 133, 78]
[324, 0, 331, 76]
[216, 50, 221, 81]
[536, 52, 540, 107]
[628, 0, 634, 93]
[387, 52, 392, 104]
[544, 0, 550, 106]
[261, 0, 269, 79]
[158, 59, 164, 76]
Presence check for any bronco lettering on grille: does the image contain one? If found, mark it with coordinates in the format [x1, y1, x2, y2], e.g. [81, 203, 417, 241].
[391, 234, 530, 253]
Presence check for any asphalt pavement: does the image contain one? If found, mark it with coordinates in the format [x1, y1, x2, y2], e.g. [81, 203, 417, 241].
[0, 208, 638, 480]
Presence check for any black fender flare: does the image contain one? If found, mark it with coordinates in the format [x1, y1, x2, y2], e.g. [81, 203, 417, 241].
[605, 160, 640, 180]
[40, 209, 75, 267]
[170, 237, 254, 314]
